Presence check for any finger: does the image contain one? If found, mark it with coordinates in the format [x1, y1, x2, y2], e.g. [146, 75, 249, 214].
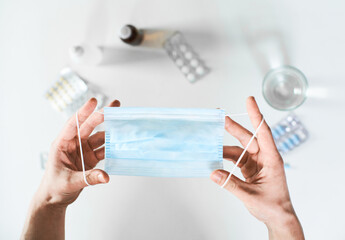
[83, 146, 104, 169]
[224, 116, 259, 154]
[61, 98, 98, 140]
[85, 169, 109, 186]
[94, 147, 104, 161]
[88, 131, 105, 150]
[79, 99, 120, 139]
[210, 170, 251, 201]
[246, 97, 275, 147]
[223, 146, 249, 167]
[223, 146, 259, 179]
[71, 169, 110, 190]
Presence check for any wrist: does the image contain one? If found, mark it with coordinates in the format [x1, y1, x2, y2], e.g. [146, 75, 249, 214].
[22, 187, 67, 240]
[33, 180, 69, 211]
[34, 171, 79, 208]
[32, 190, 67, 213]
[266, 211, 304, 240]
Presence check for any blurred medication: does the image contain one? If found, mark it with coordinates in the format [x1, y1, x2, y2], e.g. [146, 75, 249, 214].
[119, 24, 173, 48]
[164, 32, 210, 83]
[263, 65, 308, 111]
[69, 44, 104, 65]
[45, 68, 106, 117]
[271, 113, 308, 155]
[118, 24, 210, 83]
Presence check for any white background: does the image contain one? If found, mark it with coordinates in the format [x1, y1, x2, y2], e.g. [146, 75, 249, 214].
[1, 0, 345, 239]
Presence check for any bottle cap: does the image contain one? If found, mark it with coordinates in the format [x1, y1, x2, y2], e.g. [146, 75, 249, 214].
[118, 24, 143, 45]
[119, 25, 133, 40]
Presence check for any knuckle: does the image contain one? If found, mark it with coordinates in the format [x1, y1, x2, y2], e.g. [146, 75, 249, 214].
[86, 171, 99, 185]
[226, 180, 237, 192]
[85, 173, 93, 184]
[86, 173, 93, 185]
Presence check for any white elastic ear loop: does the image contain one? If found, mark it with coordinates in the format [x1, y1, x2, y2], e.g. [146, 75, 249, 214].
[76, 112, 90, 186]
[221, 117, 265, 188]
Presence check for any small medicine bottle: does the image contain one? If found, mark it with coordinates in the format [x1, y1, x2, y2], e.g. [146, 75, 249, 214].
[119, 24, 144, 46]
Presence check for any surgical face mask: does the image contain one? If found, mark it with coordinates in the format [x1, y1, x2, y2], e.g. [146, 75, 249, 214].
[104, 107, 225, 177]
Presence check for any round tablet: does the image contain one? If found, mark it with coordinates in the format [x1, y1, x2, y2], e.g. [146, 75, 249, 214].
[171, 50, 178, 58]
[179, 44, 187, 52]
[190, 59, 199, 67]
[196, 66, 205, 75]
[181, 66, 190, 74]
[185, 52, 193, 59]
[187, 73, 195, 81]
[175, 58, 184, 66]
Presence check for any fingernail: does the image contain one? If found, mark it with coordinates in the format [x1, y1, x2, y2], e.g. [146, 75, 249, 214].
[210, 171, 225, 184]
[112, 100, 120, 106]
[98, 173, 104, 183]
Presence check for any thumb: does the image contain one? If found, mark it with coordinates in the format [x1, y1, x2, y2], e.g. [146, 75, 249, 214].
[86, 169, 110, 186]
[210, 170, 250, 201]
[73, 169, 110, 189]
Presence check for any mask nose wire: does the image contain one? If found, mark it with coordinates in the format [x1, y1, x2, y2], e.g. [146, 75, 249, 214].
[226, 113, 248, 117]
[97, 110, 244, 117]
[76, 112, 91, 186]
[221, 117, 265, 189]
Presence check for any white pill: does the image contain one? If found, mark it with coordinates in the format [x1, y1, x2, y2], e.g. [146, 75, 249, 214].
[171, 50, 178, 58]
[179, 44, 187, 52]
[190, 59, 199, 67]
[175, 58, 184, 66]
[187, 73, 196, 81]
[185, 52, 193, 59]
[181, 66, 190, 74]
[196, 66, 205, 75]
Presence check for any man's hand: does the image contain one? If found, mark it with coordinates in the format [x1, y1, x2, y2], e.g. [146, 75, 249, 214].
[21, 98, 120, 240]
[210, 97, 304, 240]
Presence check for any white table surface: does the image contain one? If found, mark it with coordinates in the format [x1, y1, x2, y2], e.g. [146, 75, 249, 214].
[1, 0, 345, 239]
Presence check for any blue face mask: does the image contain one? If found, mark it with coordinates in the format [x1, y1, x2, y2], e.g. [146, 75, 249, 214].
[104, 107, 225, 177]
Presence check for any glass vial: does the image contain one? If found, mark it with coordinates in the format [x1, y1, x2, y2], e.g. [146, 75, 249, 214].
[119, 24, 144, 46]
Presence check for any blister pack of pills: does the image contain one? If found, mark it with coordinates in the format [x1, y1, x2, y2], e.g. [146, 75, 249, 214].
[271, 113, 309, 155]
[164, 32, 210, 83]
[45, 68, 105, 117]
